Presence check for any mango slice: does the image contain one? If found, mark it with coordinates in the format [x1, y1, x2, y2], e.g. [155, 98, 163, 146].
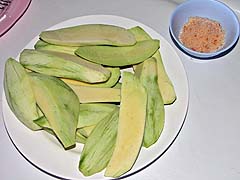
[61, 67, 120, 88]
[68, 85, 121, 103]
[105, 72, 147, 178]
[34, 116, 87, 144]
[75, 40, 160, 66]
[40, 24, 136, 46]
[78, 103, 117, 128]
[34, 40, 77, 55]
[4, 58, 41, 130]
[34, 103, 117, 143]
[136, 57, 165, 148]
[34, 103, 117, 129]
[79, 108, 119, 176]
[129, 26, 176, 104]
[20, 49, 110, 83]
[29, 73, 79, 149]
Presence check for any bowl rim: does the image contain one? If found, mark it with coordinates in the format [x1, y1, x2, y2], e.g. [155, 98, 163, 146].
[169, 0, 240, 58]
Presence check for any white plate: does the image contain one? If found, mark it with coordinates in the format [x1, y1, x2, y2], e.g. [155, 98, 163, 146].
[2, 15, 189, 180]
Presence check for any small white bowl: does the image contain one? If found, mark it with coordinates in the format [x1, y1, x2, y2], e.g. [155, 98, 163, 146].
[169, 0, 240, 59]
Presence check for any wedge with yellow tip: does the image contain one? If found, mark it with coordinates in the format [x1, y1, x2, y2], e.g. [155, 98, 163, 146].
[105, 72, 147, 178]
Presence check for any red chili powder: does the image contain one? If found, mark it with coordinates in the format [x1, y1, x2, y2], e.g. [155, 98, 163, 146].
[179, 16, 225, 53]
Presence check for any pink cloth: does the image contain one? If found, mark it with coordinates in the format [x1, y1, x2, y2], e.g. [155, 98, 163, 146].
[0, 0, 31, 36]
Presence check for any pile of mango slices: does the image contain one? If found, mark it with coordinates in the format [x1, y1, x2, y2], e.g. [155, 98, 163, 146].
[4, 24, 176, 178]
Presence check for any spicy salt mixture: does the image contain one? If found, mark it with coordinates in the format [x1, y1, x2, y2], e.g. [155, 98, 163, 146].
[179, 17, 225, 53]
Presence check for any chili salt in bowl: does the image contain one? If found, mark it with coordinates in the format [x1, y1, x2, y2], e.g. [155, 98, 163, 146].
[169, 0, 239, 59]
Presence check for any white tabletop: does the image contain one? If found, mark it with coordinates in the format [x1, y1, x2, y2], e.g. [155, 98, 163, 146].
[0, 0, 240, 180]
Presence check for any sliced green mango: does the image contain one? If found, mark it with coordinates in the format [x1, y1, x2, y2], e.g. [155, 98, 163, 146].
[4, 58, 41, 130]
[129, 26, 176, 104]
[105, 72, 147, 178]
[79, 108, 119, 176]
[40, 24, 136, 46]
[128, 26, 150, 41]
[78, 103, 117, 128]
[61, 67, 120, 88]
[29, 73, 79, 149]
[136, 57, 165, 148]
[34, 116, 86, 144]
[75, 40, 160, 66]
[20, 49, 110, 83]
[34, 103, 117, 129]
[34, 40, 77, 55]
[68, 84, 121, 103]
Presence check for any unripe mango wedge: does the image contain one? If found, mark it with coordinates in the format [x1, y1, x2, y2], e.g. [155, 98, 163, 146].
[4, 58, 41, 130]
[78, 103, 118, 128]
[129, 26, 176, 104]
[68, 84, 121, 103]
[105, 72, 147, 178]
[20, 49, 111, 83]
[75, 40, 160, 66]
[136, 57, 165, 148]
[79, 108, 119, 176]
[29, 73, 79, 149]
[61, 67, 120, 88]
[34, 116, 87, 144]
[34, 40, 77, 55]
[40, 24, 136, 47]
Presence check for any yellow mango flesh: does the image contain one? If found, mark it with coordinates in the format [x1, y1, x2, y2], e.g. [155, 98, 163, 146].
[105, 72, 147, 177]
[68, 84, 120, 103]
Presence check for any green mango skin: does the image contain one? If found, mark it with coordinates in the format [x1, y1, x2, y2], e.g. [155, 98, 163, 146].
[129, 26, 176, 104]
[29, 73, 79, 149]
[75, 40, 160, 67]
[33, 103, 117, 143]
[78, 103, 118, 128]
[34, 116, 86, 144]
[20, 49, 111, 83]
[4, 58, 41, 130]
[34, 102, 118, 128]
[137, 57, 165, 148]
[79, 108, 119, 176]
[34, 40, 77, 55]
[128, 26, 150, 41]
[40, 24, 136, 47]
